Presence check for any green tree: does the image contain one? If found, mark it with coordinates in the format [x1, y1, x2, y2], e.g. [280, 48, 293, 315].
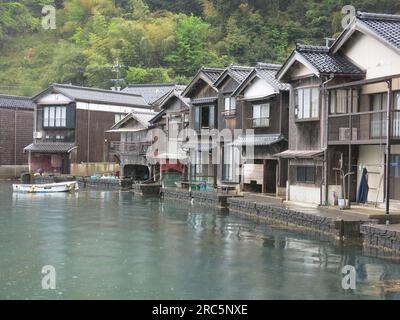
[165, 14, 219, 76]
[125, 66, 172, 84]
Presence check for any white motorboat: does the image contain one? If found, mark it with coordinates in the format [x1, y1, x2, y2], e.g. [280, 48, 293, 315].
[13, 181, 79, 193]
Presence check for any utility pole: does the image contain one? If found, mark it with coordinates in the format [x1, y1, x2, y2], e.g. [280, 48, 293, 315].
[111, 59, 125, 91]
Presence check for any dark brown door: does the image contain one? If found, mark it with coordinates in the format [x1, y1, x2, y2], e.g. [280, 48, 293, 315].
[61, 156, 70, 175]
[265, 161, 277, 194]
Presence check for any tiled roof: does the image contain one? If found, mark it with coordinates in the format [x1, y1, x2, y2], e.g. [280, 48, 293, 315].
[34, 84, 149, 107]
[214, 65, 254, 90]
[254, 64, 290, 91]
[296, 44, 365, 75]
[122, 84, 181, 105]
[357, 12, 400, 50]
[226, 66, 254, 83]
[111, 109, 158, 130]
[153, 86, 189, 109]
[191, 97, 218, 105]
[232, 134, 285, 147]
[132, 109, 158, 127]
[24, 143, 77, 154]
[274, 149, 324, 159]
[0, 94, 34, 110]
[201, 67, 225, 83]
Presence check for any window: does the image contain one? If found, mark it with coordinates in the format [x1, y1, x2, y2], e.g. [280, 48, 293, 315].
[390, 155, 400, 178]
[370, 93, 387, 138]
[295, 88, 319, 120]
[253, 104, 270, 127]
[330, 89, 359, 114]
[224, 97, 236, 112]
[393, 92, 400, 138]
[43, 106, 66, 128]
[296, 166, 315, 183]
[194, 105, 215, 130]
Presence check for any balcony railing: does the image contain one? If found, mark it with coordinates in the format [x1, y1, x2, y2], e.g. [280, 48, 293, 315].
[110, 141, 151, 155]
[328, 110, 400, 144]
[248, 117, 271, 128]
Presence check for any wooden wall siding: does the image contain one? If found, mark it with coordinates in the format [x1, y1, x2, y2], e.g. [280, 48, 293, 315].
[0, 108, 33, 165]
[280, 92, 290, 137]
[190, 80, 217, 99]
[219, 77, 239, 94]
[241, 97, 280, 134]
[217, 77, 239, 131]
[75, 109, 118, 163]
[288, 77, 323, 151]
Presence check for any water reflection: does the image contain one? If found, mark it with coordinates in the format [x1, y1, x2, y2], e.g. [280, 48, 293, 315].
[0, 183, 400, 299]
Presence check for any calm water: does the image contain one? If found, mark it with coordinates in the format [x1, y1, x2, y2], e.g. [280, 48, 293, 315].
[0, 182, 400, 300]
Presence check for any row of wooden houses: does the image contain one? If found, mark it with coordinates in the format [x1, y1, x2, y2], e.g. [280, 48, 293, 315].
[0, 11, 399, 212]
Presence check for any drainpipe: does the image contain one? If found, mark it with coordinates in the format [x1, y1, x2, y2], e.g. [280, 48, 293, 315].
[385, 80, 392, 215]
[321, 75, 334, 206]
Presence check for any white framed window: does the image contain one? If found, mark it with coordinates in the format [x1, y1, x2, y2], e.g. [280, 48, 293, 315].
[252, 103, 270, 127]
[43, 106, 67, 128]
[296, 87, 319, 120]
[224, 97, 236, 112]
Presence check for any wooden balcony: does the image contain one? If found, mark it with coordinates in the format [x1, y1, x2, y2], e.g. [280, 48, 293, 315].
[247, 117, 271, 128]
[110, 141, 151, 155]
[328, 110, 400, 145]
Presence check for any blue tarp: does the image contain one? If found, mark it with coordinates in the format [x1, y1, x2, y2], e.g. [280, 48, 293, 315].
[357, 168, 369, 204]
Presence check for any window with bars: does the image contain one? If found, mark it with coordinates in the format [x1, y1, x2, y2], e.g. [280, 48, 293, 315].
[43, 106, 67, 128]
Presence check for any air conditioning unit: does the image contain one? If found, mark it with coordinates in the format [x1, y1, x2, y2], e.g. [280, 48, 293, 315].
[33, 131, 43, 139]
[339, 128, 358, 141]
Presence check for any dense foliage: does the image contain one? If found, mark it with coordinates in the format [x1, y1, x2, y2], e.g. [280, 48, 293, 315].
[1, 0, 399, 96]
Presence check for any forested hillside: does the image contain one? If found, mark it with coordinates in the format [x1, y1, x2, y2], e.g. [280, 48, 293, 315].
[1, 0, 399, 96]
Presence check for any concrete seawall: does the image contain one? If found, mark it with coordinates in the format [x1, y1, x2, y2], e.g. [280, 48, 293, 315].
[228, 197, 372, 240]
[361, 224, 400, 258]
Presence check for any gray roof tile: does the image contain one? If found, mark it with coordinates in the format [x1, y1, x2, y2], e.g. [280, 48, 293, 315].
[0, 94, 34, 110]
[357, 12, 400, 50]
[214, 65, 254, 89]
[201, 67, 225, 83]
[122, 84, 181, 105]
[296, 44, 364, 75]
[24, 143, 77, 154]
[255, 64, 290, 91]
[35, 84, 149, 107]
[232, 134, 285, 147]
